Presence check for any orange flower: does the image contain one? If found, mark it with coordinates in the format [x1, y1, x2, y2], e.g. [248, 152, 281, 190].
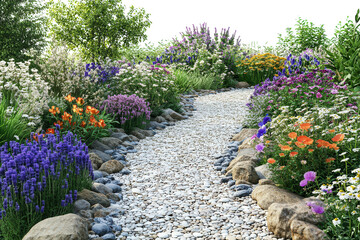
[62, 112, 72, 121]
[328, 143, 339, 151]
[308, 149, 314, 152]
[332, 134, 345, 142]
[46, 128, 55, 134]
[287, 141, 292, 145]
[288, 132, 297, 139]
[65, 94, 76, 102]
[267, 158, 276, 164]
[326, 157, 335, 163]
[80, 121, 86, 127]
[279, 166, 285, 170]
[281, 145, 293, 151]
[300, 123, 312, 131]
[295, 141, 306, 148]
[278, 144, 284, 148]
[54, 120, 63, 129]
[279, 153, 285, 157]
[297, 136, 314, 145]
[49, 106, 60, 115]
[329, 129, 335, 133]
[98, 119, 106, 128]
[86, 106, 99, 115]
[265, 140, 271, 144]
[89, 115, 96, 124]
[316, 139, 330, 148]
[289, 151, 298, 157]
[72, 105, 83, 115]
[76, 97, 85, 106]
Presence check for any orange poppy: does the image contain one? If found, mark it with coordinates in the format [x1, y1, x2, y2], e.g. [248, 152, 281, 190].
[288, 132, 297, 139]
[300, 123, 312, 131]
[308, 149, 314, 152]
[332, 134, 345, 142]
[49, 106, 60, 115]
[265, 140, 271, 144]
[279, 153, 285, 157]
[46, 128, 55, 134]
[297, 136, 314, 145]
[316, 139, 330, 148]
[295, 141, 306, 148]
[281, 145, 293, 151]
[287, 141, 292, 145]
[326, 157, 335, 163]
[65, 94, 76, 102]
[289, 151, 298, 157]
[76, 97, 85, 106]
[329, 129, 335, 133]
[267, 158, 276, 164]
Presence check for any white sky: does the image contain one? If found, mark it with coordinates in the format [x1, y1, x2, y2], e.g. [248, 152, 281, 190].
[122, 0, 359, 47]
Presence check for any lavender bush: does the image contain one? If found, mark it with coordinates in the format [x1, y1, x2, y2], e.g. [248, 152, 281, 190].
[0, 130, 93, 240]
[101, 94, 151, 132]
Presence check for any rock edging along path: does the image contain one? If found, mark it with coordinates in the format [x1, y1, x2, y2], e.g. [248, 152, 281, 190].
[111, 89, 281, 240]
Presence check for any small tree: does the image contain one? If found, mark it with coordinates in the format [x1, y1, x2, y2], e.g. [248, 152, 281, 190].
[48, 0, 151, 61]
[277, 18, 328, 55]
[0, 0, 47, 62]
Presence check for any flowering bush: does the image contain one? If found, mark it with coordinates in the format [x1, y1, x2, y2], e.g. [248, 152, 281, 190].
[235, 53, 286, 85]
[0, 131, 93, 239]
[279, 50, 322, 77]
[39, 46, 107, 106]
[0, 59, 49, 126]
[101, 94, 151, 132]
[46, 94, 114, 145]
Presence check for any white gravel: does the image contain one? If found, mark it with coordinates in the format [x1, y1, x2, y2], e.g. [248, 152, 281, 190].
[113, 89, 280, 240]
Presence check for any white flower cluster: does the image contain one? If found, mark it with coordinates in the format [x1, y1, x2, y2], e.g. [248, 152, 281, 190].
[0, 59, 49, 124]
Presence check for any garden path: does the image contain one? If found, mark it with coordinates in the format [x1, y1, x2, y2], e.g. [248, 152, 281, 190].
[113, 89, 280, 240]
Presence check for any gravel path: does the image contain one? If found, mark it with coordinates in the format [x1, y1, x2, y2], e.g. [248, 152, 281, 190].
[113, 89, 279, 240]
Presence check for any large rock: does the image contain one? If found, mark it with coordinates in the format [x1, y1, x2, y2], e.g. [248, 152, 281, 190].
[89, 153, 103, 170]
[110, 132, 131, 142]
[22, 214, 88, 240]
[237, 148, 257, 157]
[162, 108, 186, 121]
[98, 160, 124, 174]
[232, 128, 257, 142]
[255, 164, 272, 179]
[252, 185, 303, 210]
[291, 219, 327, 240]
[90, 140, 112, 152]
[133, 127, 155, 137]
[155, 116, 166, 123]
[227, 154, 258, 171]
[92, 182, 113, 194]
[77, 189, 110, 207]
[235, 81, 250, 88]
[89, 150, 111, 162]
[130, 130, 146, 140]
[73, 199, 91, 213]
[99, 137, 122, 149]
[267, 199, 325, 239]
[226, 160, 259, 184]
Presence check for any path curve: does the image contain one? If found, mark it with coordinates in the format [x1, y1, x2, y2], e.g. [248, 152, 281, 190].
[113, 89, 280, 240]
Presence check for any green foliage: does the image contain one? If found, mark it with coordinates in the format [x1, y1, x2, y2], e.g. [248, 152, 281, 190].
[325, 9, 360, 90]
[0, 0, 47, 62]
[48, 0, 151, 61]
[0, 99, 32, 145]
[118, 41, 172, 63]
[277, 18, 328, 55]
[173, 69, 221, 92]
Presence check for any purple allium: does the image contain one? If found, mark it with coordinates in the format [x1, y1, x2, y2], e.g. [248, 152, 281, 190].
[304, 171, 316, 182]
[255, 143, 265, 152]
